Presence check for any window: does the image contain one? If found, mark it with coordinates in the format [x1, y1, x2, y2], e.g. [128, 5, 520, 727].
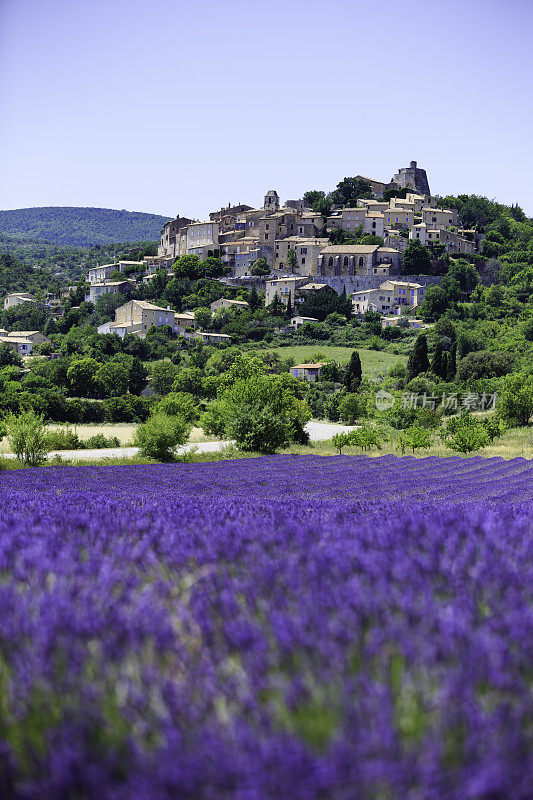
[328, 257, 333, 266]
[343, 256, 348, 266]
[302, 258, 305, 265]
[301, 247, 307, 255]
[359, 257, 364, 266]
[265, 234, 269, 240]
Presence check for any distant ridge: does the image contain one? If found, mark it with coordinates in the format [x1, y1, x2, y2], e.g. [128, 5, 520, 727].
[0, 206, 172, 247]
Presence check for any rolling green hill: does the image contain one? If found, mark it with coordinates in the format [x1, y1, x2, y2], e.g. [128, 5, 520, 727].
[0, 207, 172, 247]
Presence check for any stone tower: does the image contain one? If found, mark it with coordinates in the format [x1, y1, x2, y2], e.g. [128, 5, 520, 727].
[264, 189, 280, 212]
[390, 161, 431, 196]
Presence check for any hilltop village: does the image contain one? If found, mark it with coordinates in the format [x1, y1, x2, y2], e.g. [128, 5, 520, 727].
[1, 160, 487, 356]
[0, 156, 531, 439]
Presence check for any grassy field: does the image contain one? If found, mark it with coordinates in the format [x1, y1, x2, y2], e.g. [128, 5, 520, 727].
[280, 424, 533, 460]
[0, 424, 215, 452]
[264, 346, 405, 374]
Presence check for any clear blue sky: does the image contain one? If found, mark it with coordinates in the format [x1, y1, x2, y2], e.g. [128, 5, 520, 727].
[1, 0, 532, 220]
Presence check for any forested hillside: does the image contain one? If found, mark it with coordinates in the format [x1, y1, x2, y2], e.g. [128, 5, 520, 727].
[0, 207, 171, 246]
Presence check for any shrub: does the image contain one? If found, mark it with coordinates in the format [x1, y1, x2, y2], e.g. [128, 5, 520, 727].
[134, 413, 190, 461]
[456, 350, 514, 382]
[6, 409, 48, 466]
[498, 372, 533, 426]
[43, 428, 82, 450]
[226, 405, 289, 455]
[155, 392, 200, 424]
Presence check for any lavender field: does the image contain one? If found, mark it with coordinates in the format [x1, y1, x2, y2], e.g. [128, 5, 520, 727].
[1, 455, 532, 799]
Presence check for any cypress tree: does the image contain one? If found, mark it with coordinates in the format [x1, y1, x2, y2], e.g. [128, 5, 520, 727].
[248, 286, 260, 311]
[440, 352, 448, 381]
[447, 342, 457, 381]
[286, 293, 293, 319]
[339, 285, 352, 317]
[407, 334, 430, 380]
[431, 341, 443, 378]
[344, 350, 362, 391]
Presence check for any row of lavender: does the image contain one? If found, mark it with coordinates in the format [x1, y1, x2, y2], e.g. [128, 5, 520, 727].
[0, 456, 532, 799]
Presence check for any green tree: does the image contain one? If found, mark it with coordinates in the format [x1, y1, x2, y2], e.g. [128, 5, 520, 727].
[96, 361, 129, 397]
[401, 240, 432, 275]
[431, 341, 445, 379]
[360, 234, 384, 246]
[286, 249, 297, 272]
[194, 307, 212, 330]
[498, 372, 533, 426]
[155, 391, 200, 424]
[0, 344, 23, 368]
[151, 361, 178, 395]
[134, 413, 190, 461]
[66, 357, 100, 397]
[6, 409, 48, 466]
[339, 393, 366, 424]
[172, 366, 205, 397]
[447, 342, 457, 381]
[226, 405, 289, 454]
[407, 334, 430, 380]
[332, 432, 353, 455]
[398, 425, 432, 454]
[350, 426, 381, 452]
[217, 374, 310, 453]
[456, 351, 514, 382]
[442, 423, 489, 454]
[344, 351, 362, 391]
[251, 258, 270, 277]
[128, 356, 148, 395]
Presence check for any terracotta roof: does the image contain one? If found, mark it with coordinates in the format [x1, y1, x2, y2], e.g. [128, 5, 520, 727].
[292, 362, 326, 369]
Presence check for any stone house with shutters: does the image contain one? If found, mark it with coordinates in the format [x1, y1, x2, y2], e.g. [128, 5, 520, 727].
[114, 300, 175, 334]
[421, 207, 458, 229]
[351, 279, 425, 315]
[274, 237, 329, 275]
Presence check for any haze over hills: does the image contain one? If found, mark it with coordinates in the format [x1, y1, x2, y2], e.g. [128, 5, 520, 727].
[0, 207, 172, 247]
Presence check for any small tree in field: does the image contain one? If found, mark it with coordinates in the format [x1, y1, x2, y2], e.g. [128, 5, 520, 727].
[134, 413, 190, 461]
[332, 432, 353, 455]
[351, 426, 381, 453]
[7, 409, 48, 466]
[441, 418, 489, 455]
[398, 425, 432, 454]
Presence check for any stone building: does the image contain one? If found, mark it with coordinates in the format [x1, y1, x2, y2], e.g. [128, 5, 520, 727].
[209, 203, 253, 232]
[3, 292, 35, 310]
[351, 279, 426, 315]
[274, 237, 329, 275]
[265, 276, 309, 307]
[315, 245, 401, 277]
[421, 207, 458, 229]
[159, 215, 194, 258]
[263, 189, 280, 212]
[390, 161, 431, 196]
[87, 281, 133, 304]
